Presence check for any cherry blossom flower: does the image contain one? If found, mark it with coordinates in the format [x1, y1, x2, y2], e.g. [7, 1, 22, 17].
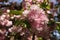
[37, 0, 44, 3]
[8, 26, 17, 32]
[0, 16, 5, 21]
[6, 21, 12, 27]
[20, 32, 25, 36]
[24, 0, 32, 2]
[1, 19, 8, 26]
[27, 5, 49, 32]
[0, 29, 6, 40]
[30, 5, 40, 10]
[23, 10, 30, 16]
[0, 14, 12, 26]
[15, 15, 21, 19]
[11, 16, 15, 19]
[7, 9, 10, 13]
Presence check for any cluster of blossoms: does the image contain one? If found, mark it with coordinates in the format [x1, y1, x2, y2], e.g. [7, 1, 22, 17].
[24, 0, 32, 2]
[24, 0, 44, 3]
[0, 9, 24, 40]
[0, 8, 33, 40]
[22, 4, 51, 40]
[37, 0, 44, 3]
[8, 25, 31, 40]
[23, 0, 44, 10]
[0, 14, 12, 27]
[23, 5, 49, 33]
[0, 0, 53, 40]
[0, 9, 12, 40]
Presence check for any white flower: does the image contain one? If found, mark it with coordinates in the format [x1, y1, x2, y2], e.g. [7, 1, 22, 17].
[6, 21, 12, 26]
[30, 5, 40, 10]
[25, 0, 32, 2]
[8, 28, 12, 32]
[36, 27, 43, 31]
[50, 18, 54, 20]
[7, 9, 10, 13]
[15, 15, 21, 18]
[23, 10, 29, 16]
[14, 15, 16, 17]
[47, 10, 51, 14]
[0, 17, 5, 21]
[20, 32, 25, 36]
[41, 22, 44, 24]
[1, 14, 6, 18]
[11, 16, 14, 19]
[37, 0, 44, 3]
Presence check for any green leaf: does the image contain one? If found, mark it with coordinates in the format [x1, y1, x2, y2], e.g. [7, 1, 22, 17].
[40, 0, 50, 10]
[10, 9, 24, 15]
[56, 23, 60, 33]
[0, 9, 2, 15]
[23, 19, 31, 29]
[38, 37, 42, 40]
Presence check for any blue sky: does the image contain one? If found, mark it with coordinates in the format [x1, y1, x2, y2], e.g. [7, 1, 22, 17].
[8, 0, 23, 4]
[0, 0, 23, 5]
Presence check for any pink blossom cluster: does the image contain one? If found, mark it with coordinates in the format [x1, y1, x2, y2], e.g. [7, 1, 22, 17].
[11, 15, 21, 19]
[23, 0, 32, 10]
[24, 0, 32, 2]
[0, 14, 12, 27]
[8, 25, 31, 37]
[23, 0, 44, 10]
[0, 29, 6, 40]
[37, 0, 44, 3]
[8, 25, 23, 32]
[27, 5, 49, 32]
[0, 9, 12, 40]
[0, 12, 26, 40]
[22, 9, 30, 16]
[24, 0, 44, 3]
